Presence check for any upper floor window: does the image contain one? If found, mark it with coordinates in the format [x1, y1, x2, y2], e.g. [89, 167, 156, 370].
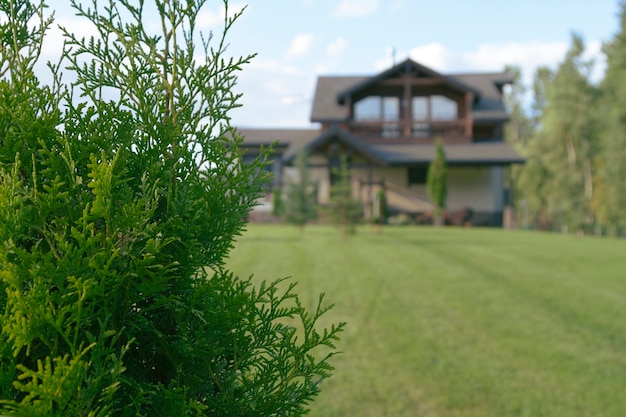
[412, 95, 458, 121]
[354, 96, 399, 121]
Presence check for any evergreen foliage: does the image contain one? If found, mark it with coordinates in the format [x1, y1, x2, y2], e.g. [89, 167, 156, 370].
[329, 155, 362, 236]
[597, 1, 626, 235]
[372, 187, 388, 225]
[281, 151, 317, 229]
[0, 1, 344, 416]
[516, 34, 599, 233]
[426, 139, 447, 226]
[503, 66, 534, 147]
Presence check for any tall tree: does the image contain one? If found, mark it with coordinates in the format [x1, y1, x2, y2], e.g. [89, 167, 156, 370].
[330, 155, 362, 236]
[0, 1, 344, 416]
[503, 66, 534, 147]
[517, 34, 599, 233]
[503, 66, 534, 227]
[514, 67, 554, 229]
[427, 139, 448, 226]
[597, 1, 626, 235]
[282, 150, 317, 230]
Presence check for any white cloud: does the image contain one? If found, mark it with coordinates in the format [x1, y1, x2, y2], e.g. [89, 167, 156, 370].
[326, 37, 348, 57]
[334, 0, 378, 19]
[242, 58, 301, 79]
[388, 0, 404, 13]
[409, 43, 458, 72]
[374, 43, 456, 72]
[461, 41, 568, 84]
[196, 2, 247, 29]
[42, 17, 99, 60]
[584, 40, 606, 82]
[285, 33, 314, 58]
[232, 57, 315, 127]
[373, 40, 606, 90]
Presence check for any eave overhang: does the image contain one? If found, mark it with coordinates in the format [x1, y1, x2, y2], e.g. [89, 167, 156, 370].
[336, 58, 481, 106]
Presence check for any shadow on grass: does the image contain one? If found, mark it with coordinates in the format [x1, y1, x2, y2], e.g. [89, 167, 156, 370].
[239, 235, 305, 244]
[361, 232, 501, 249]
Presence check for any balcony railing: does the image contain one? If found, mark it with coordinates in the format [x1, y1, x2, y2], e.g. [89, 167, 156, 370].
[348, 119, 467, 139]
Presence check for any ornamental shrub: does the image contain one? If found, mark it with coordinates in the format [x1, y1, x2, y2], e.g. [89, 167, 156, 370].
[0, 1, 344, 416]
[282, 150, 317, 230]
[427, 138, 448, 226]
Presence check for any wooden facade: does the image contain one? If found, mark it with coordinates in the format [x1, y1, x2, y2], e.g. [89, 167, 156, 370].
[240, 59, 524, 226]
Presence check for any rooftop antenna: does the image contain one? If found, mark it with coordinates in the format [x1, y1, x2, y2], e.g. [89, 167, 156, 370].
[392, 47, 397, 65]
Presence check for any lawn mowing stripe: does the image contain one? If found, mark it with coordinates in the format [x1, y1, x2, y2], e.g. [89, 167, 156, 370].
[227, 225, 626, 417]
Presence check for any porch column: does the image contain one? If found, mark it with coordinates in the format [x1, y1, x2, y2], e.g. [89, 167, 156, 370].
[464, 92, 474, 137]
[365, 163, 374, 219]
[402, 75, 412, 137]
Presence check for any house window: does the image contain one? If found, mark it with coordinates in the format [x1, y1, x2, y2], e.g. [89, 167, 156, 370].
[412, 97, 429, 120]
[408, 166, 429, 185]
[382, 97, 399, 120]
[412, 95, 457, 121]
[354, 96, 400, 121]
[354, 96, 380, 120]
[431, 95, 457, 120]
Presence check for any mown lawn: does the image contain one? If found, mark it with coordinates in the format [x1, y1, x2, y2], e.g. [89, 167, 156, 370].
[226, 224, 626, 417]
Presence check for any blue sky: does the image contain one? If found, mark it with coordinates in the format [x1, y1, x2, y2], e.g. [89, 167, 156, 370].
[48, 0, 621, 128]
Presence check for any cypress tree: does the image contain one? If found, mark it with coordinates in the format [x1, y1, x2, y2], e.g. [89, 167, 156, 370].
[427, 139, 448, 226]
[282, 150, 317, 230]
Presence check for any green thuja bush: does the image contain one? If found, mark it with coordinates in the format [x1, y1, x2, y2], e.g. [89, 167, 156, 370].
[329, 155, 362, 236]
[0, 1, 344, 416]
[282, 151, 317, 230]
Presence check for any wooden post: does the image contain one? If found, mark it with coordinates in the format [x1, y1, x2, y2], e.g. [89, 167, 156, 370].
[403, 75, 412, 137]
[464, 92, 473, 138]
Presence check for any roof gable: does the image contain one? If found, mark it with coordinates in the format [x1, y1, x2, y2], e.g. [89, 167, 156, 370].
[336, 58, 480, 105]
[310, 69, 511, 123]
[285, 125, 386, 165]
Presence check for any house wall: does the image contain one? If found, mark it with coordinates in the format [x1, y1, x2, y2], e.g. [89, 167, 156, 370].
[447, 167, 500, 212]
[286, 151, 505, 225]
[356, 165, 504, 225]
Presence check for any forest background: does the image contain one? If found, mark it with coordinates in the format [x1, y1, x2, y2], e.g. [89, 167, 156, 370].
[503, 3, 626, 236]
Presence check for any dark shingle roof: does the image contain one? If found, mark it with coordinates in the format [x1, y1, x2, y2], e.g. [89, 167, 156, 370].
[310, 68, 512, 123]
[239, 126, 523, 166]
[283, 125, 387, 165]
[309, 76, 367, 122]
[373, 142, 524, 166]
[238, 61, 521, 167]
[237, 128, 319, 159]
[336, 59, 481, 105]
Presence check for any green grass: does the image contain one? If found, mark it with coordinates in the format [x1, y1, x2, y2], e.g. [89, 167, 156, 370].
[226, 225, 626, 417]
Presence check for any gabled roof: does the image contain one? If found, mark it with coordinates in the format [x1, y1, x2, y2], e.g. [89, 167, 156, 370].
[310, 61, 513, 123]
[240, 127, 524, 167]
[336, 59, 481, 105]
[237, 128, 319, 159]
[374, 142, 524, 166]
[284, 125, 386, 165]
[311, 76, 367, 122]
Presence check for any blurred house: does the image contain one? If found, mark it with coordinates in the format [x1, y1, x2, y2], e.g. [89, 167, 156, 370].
[240, 59, 524, 226]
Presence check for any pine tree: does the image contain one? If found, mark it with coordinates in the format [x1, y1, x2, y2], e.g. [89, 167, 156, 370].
[597, 2, 626, 235]
[0, 1, 344, 415]
[427, 139, 447, 226]
[330, 155, 362, 236]
[517, 34, 599, 233]
[503, 66, 534, 147]
[282, 150, 317, 230]
[513, 67, 553, 229]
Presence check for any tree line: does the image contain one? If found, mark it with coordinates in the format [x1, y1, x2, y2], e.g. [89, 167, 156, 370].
[507, 3, 626, 236]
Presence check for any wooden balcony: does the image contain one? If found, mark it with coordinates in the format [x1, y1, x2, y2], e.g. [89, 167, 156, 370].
[347, 119, 469, 140]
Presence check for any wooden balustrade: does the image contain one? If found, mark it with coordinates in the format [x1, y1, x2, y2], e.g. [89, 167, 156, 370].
[348, 119, 467, 139]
